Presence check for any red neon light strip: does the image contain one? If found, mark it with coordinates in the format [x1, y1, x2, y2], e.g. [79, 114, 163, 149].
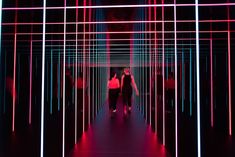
[82, 0, 86, 133]
[29, 40, 33, 124]
[210, 37, 213, 128]
[12, 0, 18, 132]
[210, 19, 213, 127]
[74, 0, 78, 144]
[4, 30, 233, 36]
[88, 0, 92, 126]
[2, 19, 235, 26]
[2, 3, 235, 11]
[3, 38, 228, 43]
[162, 0, 166, 146]
[154, 0, 158, 133]
[148, 0, 152, 127]
[227, 2, 232, 136]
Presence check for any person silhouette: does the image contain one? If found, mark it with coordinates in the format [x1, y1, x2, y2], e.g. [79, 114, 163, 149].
[107, 71, 120, 116]
[121, 67, 139, 115]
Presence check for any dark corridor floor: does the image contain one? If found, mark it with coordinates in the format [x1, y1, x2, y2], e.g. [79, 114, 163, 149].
[68, 101, 171, 157]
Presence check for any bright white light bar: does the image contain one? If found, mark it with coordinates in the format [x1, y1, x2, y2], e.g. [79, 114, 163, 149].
[40, 0, 47, 157]
[2, 3, 235, 10]
[195, 0, 201, 157]
[62, 0, 66, 157]
[174, 1, 178, 157]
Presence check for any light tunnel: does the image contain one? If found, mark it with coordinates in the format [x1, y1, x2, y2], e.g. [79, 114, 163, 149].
[0, 0, 235, 157]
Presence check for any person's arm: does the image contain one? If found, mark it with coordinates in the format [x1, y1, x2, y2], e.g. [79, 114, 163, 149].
[131, 75, 139, 96]
[121, 75, 124, 93]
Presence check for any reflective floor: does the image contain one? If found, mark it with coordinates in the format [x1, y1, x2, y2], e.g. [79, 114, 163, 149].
[68, 98, 170, 157]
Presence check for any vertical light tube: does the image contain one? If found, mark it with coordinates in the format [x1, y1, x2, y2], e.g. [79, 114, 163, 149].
[74, 0, 78, 144]
[173, 1, 178, 156]
[145, 7, 147, 123]
[162, 0, 166, 145]
[88, 0, 91, 126]
[148, 0, 152, 126]
[195, 0, 201, 157]
[12, 0, 18, 132]
[83, 0, 87, 133]
[50, 49, 53, 114]
[190, 48, 192, 116]
[182, 50, 185, 112]
[210, 36, 213, 127]
[62, 0, 66, 156]
[40, 0, 46, 156]
[154, 0, 158, 133]
[227, 2, 232, 136]
[0, 0, 2, 100]
[58, 48, 61, 111]
[29, 40, 33, 124]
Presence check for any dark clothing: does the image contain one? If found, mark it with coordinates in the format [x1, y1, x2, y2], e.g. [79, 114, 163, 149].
[157, 74, 163, 95]
[77, 89, 83, 111]
[122, 74, 132, 107]
[109, 88, 119, 110]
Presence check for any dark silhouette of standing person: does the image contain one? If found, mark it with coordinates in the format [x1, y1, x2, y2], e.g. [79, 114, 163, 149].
[166, 72, 175, 112]
[107, 71, 120, 115]
[76, 72, 85, 113]
[65, 68, 74, 107]
[121, 67, 139, 115]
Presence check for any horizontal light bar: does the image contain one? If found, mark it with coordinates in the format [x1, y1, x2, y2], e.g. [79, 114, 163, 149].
[2, 19, 235, 26]
[1, 37, 231, 43]
[2, 3, 235, 10]
[2, 30, 233, 36]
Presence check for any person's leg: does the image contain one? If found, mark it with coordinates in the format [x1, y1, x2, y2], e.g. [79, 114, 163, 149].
[122, 92, 127, 115]
[113, 89, 119, 112]
[127, 93, 132, 112]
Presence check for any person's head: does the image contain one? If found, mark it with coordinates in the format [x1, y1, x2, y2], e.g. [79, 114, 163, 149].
[110, 71, 117, 80]
[124, 67, 130, 75]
